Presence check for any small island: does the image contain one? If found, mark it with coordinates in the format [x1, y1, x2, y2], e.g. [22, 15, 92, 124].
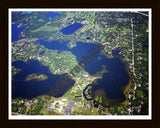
[25, 73, 48, 81]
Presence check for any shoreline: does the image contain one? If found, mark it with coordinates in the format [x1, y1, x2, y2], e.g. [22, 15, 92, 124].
[118, 54, 133, 95]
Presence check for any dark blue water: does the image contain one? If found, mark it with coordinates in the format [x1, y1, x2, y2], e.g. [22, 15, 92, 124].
[112, 47, 121, 57]
[12, 60, 75, 99]
[44, 12, 61, 22]
[35, 39, 70, 54]
[67, 18, 71, 20]
[86, 37, 91, 40]
[91, 57, 129, 99]
[60, 23, 83, 35]
[12, 24, 29, 42]
[39, 50, 45, 55]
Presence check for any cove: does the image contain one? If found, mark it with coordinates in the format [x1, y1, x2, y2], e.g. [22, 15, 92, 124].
[12, 24, 29, 42]
[12, 60, 75, 99]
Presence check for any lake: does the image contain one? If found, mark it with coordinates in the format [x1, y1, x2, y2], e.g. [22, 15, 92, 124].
[44, 12, 61, 22]
[12, 24, 29, 42]
[12, 60, 75, 99]
[86, 37, 91, 40]
[33, 39, 131, 106]
[12, 38, 131, 106]
[39, 50, 45, 55]
[60, 23, 83, 35]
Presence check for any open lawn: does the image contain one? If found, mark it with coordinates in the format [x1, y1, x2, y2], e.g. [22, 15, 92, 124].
[31, 25, 59, 32]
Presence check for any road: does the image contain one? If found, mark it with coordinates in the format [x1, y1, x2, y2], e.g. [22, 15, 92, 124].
[131, 11, 149, 17]
[131, 18, 136, 76]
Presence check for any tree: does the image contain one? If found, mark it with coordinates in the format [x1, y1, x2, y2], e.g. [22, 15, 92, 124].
[99, 97, 102, 104]
[12, 104, 18, 112]
[95, 96, 99, 102]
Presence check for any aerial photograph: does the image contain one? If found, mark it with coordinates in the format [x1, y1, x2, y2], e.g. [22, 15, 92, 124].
[9, 9, 151, 119]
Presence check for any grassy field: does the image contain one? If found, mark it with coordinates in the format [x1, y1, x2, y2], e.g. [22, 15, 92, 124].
[92, 107, 97, 115]
[78, 12, 100, 33]
[31, 25, 59, 32]
[64, 12, 77, 21]
[42, 110, 63, 115]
